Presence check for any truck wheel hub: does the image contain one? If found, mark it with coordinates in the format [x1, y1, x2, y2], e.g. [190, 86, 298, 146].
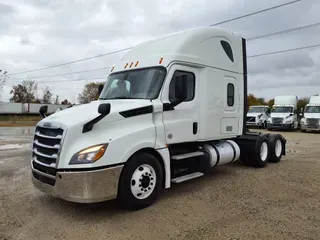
[130, 164, 156, 199]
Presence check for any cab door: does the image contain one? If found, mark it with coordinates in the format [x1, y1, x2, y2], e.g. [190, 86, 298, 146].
[161, 64, 200, 144]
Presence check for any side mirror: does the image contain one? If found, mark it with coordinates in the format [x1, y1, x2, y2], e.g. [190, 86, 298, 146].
[289, 113, 293, 116]
[98, 103, 111, 115]
[98, 84, 104, 96]
[39, 105, 48, 118]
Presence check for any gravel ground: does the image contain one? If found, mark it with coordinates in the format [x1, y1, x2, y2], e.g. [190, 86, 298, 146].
[0, 128, 319, 240]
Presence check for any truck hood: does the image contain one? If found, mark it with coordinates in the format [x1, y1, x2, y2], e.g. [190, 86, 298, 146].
[40, 99, 152, 127]
[270, 113, 292, 118]
[304, 113, 320, 119]
[247, 113, 264, 117]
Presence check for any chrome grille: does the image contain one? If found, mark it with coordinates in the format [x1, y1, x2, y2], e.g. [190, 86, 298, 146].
[306, 118, 319, 128]
[272, 117, 283, 124]
[32, 126, 64, 166]
[247, 116, 256, 123]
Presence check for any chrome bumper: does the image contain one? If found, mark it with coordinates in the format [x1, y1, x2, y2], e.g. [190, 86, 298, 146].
[31, 162, 124, 203]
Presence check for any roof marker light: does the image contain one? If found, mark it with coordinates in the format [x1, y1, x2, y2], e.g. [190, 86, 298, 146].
[135, 61, 139, 67]
[124, 63, 128, 68]
[129, 62, 134, 68]
[111, 66, 115, 72]
[159, 57, 163, 64]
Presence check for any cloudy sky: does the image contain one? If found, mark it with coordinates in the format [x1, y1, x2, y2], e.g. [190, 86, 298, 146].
[0, 0, 320, 103]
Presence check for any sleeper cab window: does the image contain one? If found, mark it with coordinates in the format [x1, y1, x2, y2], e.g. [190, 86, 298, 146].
[227, 83, 234, 107]
[220, 40, 234, 62]
[169, 71, 195, 102]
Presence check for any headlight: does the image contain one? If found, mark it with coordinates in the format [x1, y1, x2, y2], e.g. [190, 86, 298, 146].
[69, 144, 107, 165]
[300, 118, 306, 124]
[285, 118, 293, 124]
[267, 117, 271, 123]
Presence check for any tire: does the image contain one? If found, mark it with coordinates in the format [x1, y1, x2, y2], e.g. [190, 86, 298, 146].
[301, 129, 306, 133]
[268, 134, 284, 163]
[263, 121, 267, 129]
[250, 134, 270, 168]
[118, 152, 163, 210]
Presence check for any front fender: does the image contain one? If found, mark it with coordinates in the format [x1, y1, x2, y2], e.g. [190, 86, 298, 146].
[58, 113, 156, 169]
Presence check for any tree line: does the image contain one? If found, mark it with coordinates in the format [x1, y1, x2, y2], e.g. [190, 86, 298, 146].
[8, 80, 315, 111]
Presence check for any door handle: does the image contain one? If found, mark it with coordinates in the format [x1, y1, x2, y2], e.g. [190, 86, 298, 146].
[193, 122, 198, 135]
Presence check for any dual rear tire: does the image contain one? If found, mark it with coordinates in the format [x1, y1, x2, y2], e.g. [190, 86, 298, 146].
[241, 134, 285, 167]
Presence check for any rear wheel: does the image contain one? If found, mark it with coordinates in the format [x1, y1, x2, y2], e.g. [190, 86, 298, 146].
[268, 134, 284, 163]
[250, 135, 270, 168]
[118, 152, 163, 210]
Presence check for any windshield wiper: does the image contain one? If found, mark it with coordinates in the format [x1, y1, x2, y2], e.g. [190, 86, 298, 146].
[99, 96, 135, 100]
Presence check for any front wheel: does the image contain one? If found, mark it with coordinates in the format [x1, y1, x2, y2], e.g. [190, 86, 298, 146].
[118, 152, 163, 210]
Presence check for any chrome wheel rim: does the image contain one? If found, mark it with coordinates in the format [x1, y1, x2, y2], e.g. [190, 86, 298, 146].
[130, 164, 156, 199]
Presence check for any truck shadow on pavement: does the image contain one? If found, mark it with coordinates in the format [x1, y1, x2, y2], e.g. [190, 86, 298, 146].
[36, 162, 259, 219]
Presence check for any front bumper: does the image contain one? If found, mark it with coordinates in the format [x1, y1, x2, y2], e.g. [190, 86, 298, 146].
[267, 123, 293, 130]
[31, 161, 124, 203]
[301, 124, 320, 132]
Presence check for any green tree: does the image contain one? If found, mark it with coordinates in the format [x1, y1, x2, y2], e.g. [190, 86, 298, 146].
[268, 99, 274, 108]
[297, 97, 309, 113]
[78, 82, 104, 104]
[10, 80, 38, 103]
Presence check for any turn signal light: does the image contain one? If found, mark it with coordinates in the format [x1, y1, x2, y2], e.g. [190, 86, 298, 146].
[159, 57, 164, 64]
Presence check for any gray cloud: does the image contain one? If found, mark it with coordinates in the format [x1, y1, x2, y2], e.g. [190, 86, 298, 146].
[1, 0, 320, 103]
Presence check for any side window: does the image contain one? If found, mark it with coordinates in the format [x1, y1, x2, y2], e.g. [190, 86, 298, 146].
[227, 83, 234, 107]
[220, 40, 234, 62]
[169, 71, 195, 102]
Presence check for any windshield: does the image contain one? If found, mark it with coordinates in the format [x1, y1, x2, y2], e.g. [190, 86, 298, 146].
[248, 107, 267, 113]
[272, 106, 293, 113]
[305, 106, 320, 113]
[99, 67, 166, 100]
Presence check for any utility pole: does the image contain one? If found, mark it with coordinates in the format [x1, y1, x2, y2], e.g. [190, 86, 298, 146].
[0, 70, 9, 102]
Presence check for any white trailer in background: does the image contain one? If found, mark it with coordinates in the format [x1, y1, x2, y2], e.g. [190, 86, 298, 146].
[246, 105, 270, 128]
[300, 95, 320, 132]
[267, 95, 299, 131]
[30, 26, 287, 210]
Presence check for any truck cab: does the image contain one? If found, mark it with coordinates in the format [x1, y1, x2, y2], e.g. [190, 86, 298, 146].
[31, 26, 286, 210]
[300, 95, 320, 132]
[267, 95, 299, 131]
[246, 105, 270, 128]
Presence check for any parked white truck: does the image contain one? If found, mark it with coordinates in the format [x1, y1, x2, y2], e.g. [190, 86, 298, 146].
[267, 95, 299, 131]
[31, 27, 287, 210]
[246, 105, 270, 128]
[300, 95, 320, 132]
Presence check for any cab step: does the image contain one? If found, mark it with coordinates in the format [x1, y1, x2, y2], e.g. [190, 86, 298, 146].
[171, 151, 204, 160]
[171, 172, 204, 183]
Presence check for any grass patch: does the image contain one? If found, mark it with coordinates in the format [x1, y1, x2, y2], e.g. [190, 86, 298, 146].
[0, 115, 41, 126]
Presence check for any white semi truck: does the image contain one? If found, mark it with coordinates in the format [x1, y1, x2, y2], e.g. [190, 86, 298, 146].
[300, 95, 320, 132]
[31, 27, 287, 210]
[267, 95, 299, 131]
[246, 105, 270, 128]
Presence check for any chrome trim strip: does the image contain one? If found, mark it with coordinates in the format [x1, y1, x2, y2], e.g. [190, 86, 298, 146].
[35, 131, 62, 139]
[33, 157, 56, 168]
[33, 148, 57, 159]
[31, 165, 56, 180]
[34, 140, 60, 149]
